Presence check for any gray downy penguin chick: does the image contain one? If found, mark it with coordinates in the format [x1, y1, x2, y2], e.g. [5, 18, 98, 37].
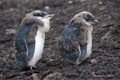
[15, 10, 54, 71]
[59, 11, 99, 65]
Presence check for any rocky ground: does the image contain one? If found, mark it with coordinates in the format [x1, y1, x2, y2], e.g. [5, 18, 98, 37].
[0, 0, 120, 80]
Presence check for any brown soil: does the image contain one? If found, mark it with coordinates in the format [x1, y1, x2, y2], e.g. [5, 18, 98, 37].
[0, 0, 120, 80]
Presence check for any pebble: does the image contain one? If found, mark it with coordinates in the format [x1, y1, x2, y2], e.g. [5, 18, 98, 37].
[48, 59, 54, 62]
[0, 68, 2, 73]
[68, 0, 73, 4]
[98, 1, 103, 5]
[0, 1, 2, 4]
[80, 0, 85, 2]
[90, 59, 97, 64]
[45, 6, 50, 10]
[43, 72, 62, 80]
[32, 73, 39, 80]
[9, 8, 14, 11]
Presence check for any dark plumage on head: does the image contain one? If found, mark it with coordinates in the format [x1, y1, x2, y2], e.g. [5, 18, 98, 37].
[21, 10, 54, 26]
[32, 10, 47, 17]
[72, 11, 99, 25]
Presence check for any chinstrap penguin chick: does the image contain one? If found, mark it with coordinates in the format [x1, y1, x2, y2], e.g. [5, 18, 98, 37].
[15, 10, 54, 71]
[59, 11, 99, 65]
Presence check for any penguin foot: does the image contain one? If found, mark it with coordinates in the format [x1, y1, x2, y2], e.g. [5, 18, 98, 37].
[29, 65, 36, 70]
[76, 58, 81, 65]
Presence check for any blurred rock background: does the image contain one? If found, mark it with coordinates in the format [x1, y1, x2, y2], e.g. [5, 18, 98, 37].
[0, 0, 120, 80]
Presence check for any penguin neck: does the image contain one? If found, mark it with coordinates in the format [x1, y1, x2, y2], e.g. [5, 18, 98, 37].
[37, 29, 45, 36]
[38, 21, 50, 33]
[36, 30, 45, 41]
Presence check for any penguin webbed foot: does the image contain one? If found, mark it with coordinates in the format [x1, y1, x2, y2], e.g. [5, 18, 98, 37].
[29, 65, 37, 70]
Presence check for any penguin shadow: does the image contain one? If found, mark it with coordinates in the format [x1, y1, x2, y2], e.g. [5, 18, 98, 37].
[60, 58, 91, 67]
[19, 66, 35, 71]
[78, 59, 91, 66]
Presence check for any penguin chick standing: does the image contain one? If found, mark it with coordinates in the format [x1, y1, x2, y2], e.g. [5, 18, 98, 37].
[59, 11, 98, 64]
[15, 10, 54, 71]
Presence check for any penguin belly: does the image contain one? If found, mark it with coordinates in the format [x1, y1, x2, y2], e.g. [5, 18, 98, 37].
[28, 31, 45, 66]
[85, 27, 93, 58]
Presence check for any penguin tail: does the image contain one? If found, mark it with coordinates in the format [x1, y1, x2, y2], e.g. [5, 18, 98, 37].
[16, 51, 28, 71]
[61, 49, 80, 64]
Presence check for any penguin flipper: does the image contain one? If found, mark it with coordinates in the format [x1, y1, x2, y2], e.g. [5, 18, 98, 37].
[66, 50, 80, 64]
[60, 42, 80, 64]
[79, 45, 87, 62]
[27, 42, 35, 60]
[60, 21, 81, 64]
[15, 38, 28, 71]
[16, 52, 28, 71]
[15, 24, 35, 71]
[60, 19, 88, 64]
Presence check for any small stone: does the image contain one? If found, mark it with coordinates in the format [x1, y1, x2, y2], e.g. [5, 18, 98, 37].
[99, 6, 106, 11]
[26, 0, 30, 2]
[43, 72, 62, 80]
[0, 1, 2, 4]
[5, 29, 17, 35]
[68, 0, 73, 4]
[0, 68, 2, 73]
[9, 8, 14, 11]
[98, 1, 103, 5]
[91, 72, 96, 77]
[45, 6, 50, 10]
[90, 59, 97, 64]
[0, 75, 2, 77]
[32, 73, 39, 80]
[80, 0, 85, 2]
[48, 59, 54, 62]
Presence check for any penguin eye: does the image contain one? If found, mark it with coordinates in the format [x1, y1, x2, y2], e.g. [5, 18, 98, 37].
[34, 12, 47, 17]
[34, 13, 41, 16]
[87, 14, 92, 19]
[40, 12, 47, 17]
[86, 14, 94, 21]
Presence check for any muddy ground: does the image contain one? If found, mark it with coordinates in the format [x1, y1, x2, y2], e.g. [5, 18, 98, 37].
[0, 0, 120, 80]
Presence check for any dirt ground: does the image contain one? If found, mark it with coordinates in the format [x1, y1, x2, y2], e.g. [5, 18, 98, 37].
[0, 0, 120, 80]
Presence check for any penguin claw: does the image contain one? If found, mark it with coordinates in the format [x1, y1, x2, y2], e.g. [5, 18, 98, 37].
[76, 58, 81, 65]
[29, 66, 36, 70]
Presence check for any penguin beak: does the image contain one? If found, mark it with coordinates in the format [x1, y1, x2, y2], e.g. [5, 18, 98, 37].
[94, 19, 99, 24]
[45, 14, 54, 19]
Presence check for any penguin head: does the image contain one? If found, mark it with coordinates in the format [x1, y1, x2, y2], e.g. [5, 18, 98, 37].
[32, 10, 54, 22]
[31, 10, 54, 33]
[73, 11, 99, 25]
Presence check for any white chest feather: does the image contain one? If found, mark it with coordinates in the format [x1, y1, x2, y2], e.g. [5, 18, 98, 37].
[28, 18, 51, 66]
[86, 26, 93, 58]
[37, 17, 50, 33]
[28, 30, 45, 66]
